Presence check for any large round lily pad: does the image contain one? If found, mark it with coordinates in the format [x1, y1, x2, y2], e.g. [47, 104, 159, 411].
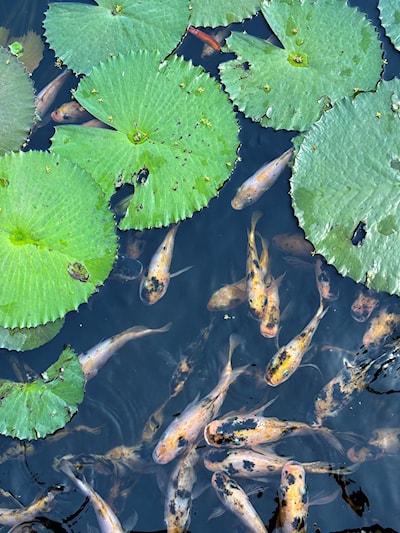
[44, 0, 190, 75]
[0, 347, 84, 440]
[0, 151, 117, 329]
[50, 52, 240, 230]
[219, 0, 383, 131]
[291, 78, 400, 295]
[0, 46, 35, 155]
[190, 0, 259, 27]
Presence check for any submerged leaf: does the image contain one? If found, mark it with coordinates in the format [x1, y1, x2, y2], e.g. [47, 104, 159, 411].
[291, 78, 400, 295]
[50, 52, 240, 230]
[44, 0, 190, 75]
[220, 0, 383, 131]
[0, 347, 84, 440]
[0, 319, 65, 352]
[378, 0, 400, 51]
[0, 151, 117, 328]
[190, 0, 259, 27]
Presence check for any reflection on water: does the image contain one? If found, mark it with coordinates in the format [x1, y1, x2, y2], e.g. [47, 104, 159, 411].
[0, 0, 399, 532]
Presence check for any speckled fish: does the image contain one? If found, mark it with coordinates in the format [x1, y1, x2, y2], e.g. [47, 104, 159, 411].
[260, 273, 285, 338]
[348, 427, 400, 464]
[51, 100, 92, 123]
[140, 224, 190, 305]
[350, 289, 379, 322]
[0, 487, 60, 526]
[315, 258, 339, 301]
[246, 212, 269, 320]
[231, 148, 294, 210]
[34, 69, 71, 119]
[272, 233, 314, 257]
[60, 460, 124, 533]
[362, 307, 400, 350]
[265, 299, 328, 386]
[207, 277, 247, 312]
[78, 323, 171, 381]
[152, 335, 247, 465]
[164, 444, 199, 533]
[211, 471, 268, 533]
[278, 461, 308, 533]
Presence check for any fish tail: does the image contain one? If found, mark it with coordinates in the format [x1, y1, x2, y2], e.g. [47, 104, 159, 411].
[226, 334, 244, 371]
[250, 210, 263, 234]
[312, 426, 344, 454]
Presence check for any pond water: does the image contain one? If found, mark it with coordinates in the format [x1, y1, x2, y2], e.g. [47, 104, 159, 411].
[0, 1, 399, 532]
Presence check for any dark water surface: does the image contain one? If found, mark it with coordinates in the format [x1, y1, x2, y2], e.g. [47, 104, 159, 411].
[0, 1, 399, 532]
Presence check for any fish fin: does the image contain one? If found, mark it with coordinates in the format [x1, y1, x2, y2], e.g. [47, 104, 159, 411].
[298, 362, 322, 377]
[310, 488, 340, 507]
[310, 426, 345, 454]
[170, 265, 192, 278]
[248, 395, 279, 416]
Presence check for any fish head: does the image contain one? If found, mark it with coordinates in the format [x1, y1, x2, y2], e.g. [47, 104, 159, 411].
[152, 432, 189, 465]
[265, 349, 292, 386]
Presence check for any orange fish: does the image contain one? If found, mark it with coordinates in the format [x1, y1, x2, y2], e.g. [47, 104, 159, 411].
[260, 273, 285, 338]
[362, 307, 400, 349]
[51, 100, 92, 123]
[207, 277, 247, 311]
[278, 461, 308, 533]
[272, 233, 314, 257]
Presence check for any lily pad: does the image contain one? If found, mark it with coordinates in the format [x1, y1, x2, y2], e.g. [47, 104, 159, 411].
[0, 319, 65, 352]
[0, 151, 117, 329]
[0, 46, 35, 155]
[219, 0, 383, 131]
[44, 0, 190, 75]
[378, 0, 400, 51]
[190, 0, 259, 27]
[50, 52, 240, 230]
[0, 347, 84, 440]
[291, 78, 400, 295]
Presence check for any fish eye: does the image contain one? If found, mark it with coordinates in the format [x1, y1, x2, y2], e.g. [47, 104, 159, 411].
[62, 113, 70, 120]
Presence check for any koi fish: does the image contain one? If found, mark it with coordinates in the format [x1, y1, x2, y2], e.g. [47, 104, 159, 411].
[60, 460, 124, 533]
[315, 257, 339, 301]
[139, 224, 190, 305]
[265, 299, 328, 386]
[260, 273, 285, 338]
[51, 100, 92, 123]
[347, 427, 400, 463]
[278, 461, 308, 533]
[201, 28, 229, 57]
[207, 278, 247, 311]
[34, 69, 71, 119]
[204, 448, 355, 479]
[350, 288, 379, 322]
[152, 334, 247, 464]
[81, 118, 109, 128]
[232, 148, 294, 210]
[187, 26, 222, 51]
[164, 444, 199, 533]
[362, 307, 400, 350]
[246, 212, 269, 320]
[0, 487, 60, 526]
[78, 323, 171, 381]
[211, 471, 268, 533]
[272, 233, 314, 257]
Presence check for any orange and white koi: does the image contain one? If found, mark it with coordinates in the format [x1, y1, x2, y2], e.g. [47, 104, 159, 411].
[78, 323, 171, 381]
[347, 427, 400, 463]
[265, 299, 328, 386]
[272, 233, 314, 257]
[152, 335, 247, 464]
[201, 28, 229, 57]
[246, 212, 269, 319]
[139, 224, 190, 305]
[165, 444, 199, 533]
[51, 100, 92, 123]
[34, 69, 71, 119]
[232, 148, 294, 210]
[315, 257, 339, 301]
[60, 460, 124, 533]
[211, 471, 268, 533]
[0, 487, 60, 526]
[207, 278, 247, 311]
[362, 307, 400, 350]
[278, 461, 308, 533]
[260, 273, 285, 338]
[350, 288, 379, 322]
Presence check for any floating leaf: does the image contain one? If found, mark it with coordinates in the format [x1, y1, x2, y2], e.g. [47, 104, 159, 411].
[378, 0, 400, 51]
[190, 0, 259, 27]
[0, 46, 35, 155]
[291, 78, 400, 295]
[0, 151, 117, 328]
[0, 319, 65, 352]
[220, 0, 383, 131]
[12, 31, 45, 74]
[0, 347, 84, 440]
[44, 0, 190, 75]
[50, 52, 240, 230]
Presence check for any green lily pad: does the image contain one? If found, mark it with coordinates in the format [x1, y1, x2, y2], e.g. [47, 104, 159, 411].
[44, 0, 190, 75]
[378, 0, 400, 51]
[0, 46, 35, 155]
[291, 78, 400, 295]
[0, 151, 117, 329]
[50, 52, 240, 230]
[190, 0, 259, 27]
[0, 319, 65, 352]
[219, 0, 383, 131]
[0, 347, 84, 440]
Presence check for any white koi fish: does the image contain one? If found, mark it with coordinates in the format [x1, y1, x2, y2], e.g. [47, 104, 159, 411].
[34, 69, 71, 119]
[231, 148, 294, 210]
[78, 323, 171, 381]
[260, 273, 285, 338]
[211, 471, 268, 533]
[278, 461, 308, 533]
[60, 460, 124, 533]
[152, 334, 247, 464]
[0, 487, 59, 526]
[246, 212, 269, 320]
